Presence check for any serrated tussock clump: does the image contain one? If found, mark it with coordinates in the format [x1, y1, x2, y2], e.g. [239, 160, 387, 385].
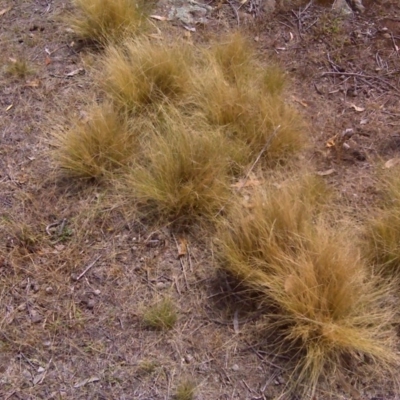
[69, 0, 148, 45]
[52, 103, 139, 179]
[216, 176, 399, 396]
[364, 166, 400, 276]
[101, 38, 194, 112]
[121, 108, 230, 226]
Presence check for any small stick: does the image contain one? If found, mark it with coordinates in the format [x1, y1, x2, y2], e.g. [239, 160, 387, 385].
[228, 0, 240, 26]
[173, 235, 189, 290]
[76, 255, 101, 281]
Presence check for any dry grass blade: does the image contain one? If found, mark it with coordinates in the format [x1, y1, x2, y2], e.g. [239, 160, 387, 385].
[216, 177, 399, 396]
[101, 38, 194, 112]
[121, 108, 230, 226]
[52, 103, 139, 179]
[69, 0, 148, 45]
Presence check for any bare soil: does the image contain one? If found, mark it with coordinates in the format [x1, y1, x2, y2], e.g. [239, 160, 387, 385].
[1, 1, 400, 399]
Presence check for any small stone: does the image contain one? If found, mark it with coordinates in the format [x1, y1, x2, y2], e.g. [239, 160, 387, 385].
[231, 364, 239, 371]
[85, 299, 95, 309]
[45, 286, 53, 294]
[71, 273, 78, 281]
[43, 340, 52, 347]
[93, 289, 101, 296]
[156, 282, 168, 290]
[31, 310, 43, 323]
[32, 284, 40, 293]
[184, 354, 193, 364]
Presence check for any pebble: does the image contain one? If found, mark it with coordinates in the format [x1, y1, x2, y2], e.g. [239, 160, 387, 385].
[184, 354, 193, 364]
[231, 364, 239, 371]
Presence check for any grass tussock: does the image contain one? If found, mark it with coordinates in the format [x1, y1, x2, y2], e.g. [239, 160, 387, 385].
[364, 166, 400, 276]
[101, 38, 194, 111]
[216, 176, 398, 396]
[143, 298, 178, 331]
[5, 58, 33, 79]
[52, 103, 139, 179]
[193, 33, 303, 171]
[69, 0, 147, 45]
[174, 380, 196, 400]
[122, 108, 230, 225]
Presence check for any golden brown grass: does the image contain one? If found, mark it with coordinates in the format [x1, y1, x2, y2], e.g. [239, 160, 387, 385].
[193, 33, 304, 171]
[364, 166, 400, 276]
[52, 102, 139, 179]
[101, 38, 194, 112]
[216, 176, 398, 396]
[121, 108, 231, 226]
[69, 0, 148, 45]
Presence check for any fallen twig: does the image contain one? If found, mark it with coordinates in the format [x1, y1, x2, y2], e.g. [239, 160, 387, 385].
[76, 255, 101, 281]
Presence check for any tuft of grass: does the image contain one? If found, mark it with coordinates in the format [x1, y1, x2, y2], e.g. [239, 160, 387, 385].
[137, 359, 159, 376]
[174, 379, 196, 400]
[5, 58, 33, 79]
[101, 38, 194, 112]
[364, 166, 400, 276]
[193, 33, 303, 172]
[52, 102, 139, 179]
[143, 298, 178, 331]
[122, 108, 230, 225]
[194, 67, 304, 171]
[69, 0, 147, 45]
[216, 176, 398, 396]
[209, 32, 255, 83]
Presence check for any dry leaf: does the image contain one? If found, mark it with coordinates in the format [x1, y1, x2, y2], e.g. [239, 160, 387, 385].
[0, 7, 11, 16]
[147, 33, 163, 40]
[384, 158, 400, 169]
[33, 371, 46, 385]
[150, 15, 167, 21]
[316, 168, 336, 176]
[292, 96, 308, 107]
[45, 56, 52, 65]
[231, 178, 261, 189]
[233, 310, 240, 334]
[177, 237, 188, 258]
[348, 103, 365, 112]
[25, 79, 40, 88]
[74, 376, 100, 388]
[65, 68, 85, 77]
[326, 138, 336, 148]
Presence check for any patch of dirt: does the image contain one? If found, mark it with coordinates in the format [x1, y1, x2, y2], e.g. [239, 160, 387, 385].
[1, 0, 400, 399]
